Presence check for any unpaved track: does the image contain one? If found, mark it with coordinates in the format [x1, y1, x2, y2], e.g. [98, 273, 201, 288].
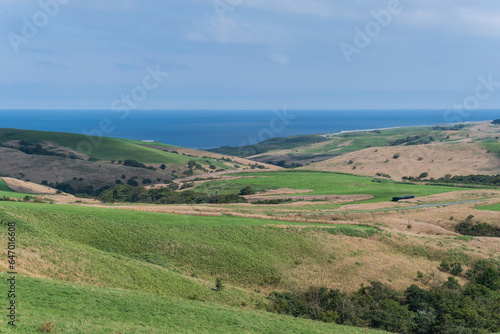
[290, 199, 488, 215]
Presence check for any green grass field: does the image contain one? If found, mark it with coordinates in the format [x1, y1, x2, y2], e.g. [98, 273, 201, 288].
[0, 274, 385, 334]
[475, 203, 500, 211]
[194, 171, 472, 203]
[0, 202, 375, 307]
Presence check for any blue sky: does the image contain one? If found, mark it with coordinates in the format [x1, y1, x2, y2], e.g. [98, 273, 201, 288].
[1, 0, 500, 110]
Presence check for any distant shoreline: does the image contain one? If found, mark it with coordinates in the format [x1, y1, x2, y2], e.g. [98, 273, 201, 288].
[320, 120, 491, 137]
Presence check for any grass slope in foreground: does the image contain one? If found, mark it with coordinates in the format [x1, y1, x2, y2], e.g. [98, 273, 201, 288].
[194, 171, 474, 202]
[0, 202, 374, 308]
[0, 274, 385, 334]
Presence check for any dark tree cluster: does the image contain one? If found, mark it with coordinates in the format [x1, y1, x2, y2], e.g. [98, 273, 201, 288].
[390, 136, 435, 146]
[98, 185, 247, 205]
[122, 159, 156, 170]
[267, 260, 500, 334]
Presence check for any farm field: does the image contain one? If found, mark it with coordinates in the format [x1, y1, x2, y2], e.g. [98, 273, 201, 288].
[193, 170, 476, 202]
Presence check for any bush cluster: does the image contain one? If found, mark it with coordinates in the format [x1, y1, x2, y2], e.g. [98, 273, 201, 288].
[99, 185, 247, 204]
[267, 261, 500, 333]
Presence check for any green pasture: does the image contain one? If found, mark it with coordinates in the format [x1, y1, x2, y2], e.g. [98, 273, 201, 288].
[0, 274, 385, 334]
[194, 171, 472, 203]
[0, 202, 374, 304]
[475, 203, 500, 212]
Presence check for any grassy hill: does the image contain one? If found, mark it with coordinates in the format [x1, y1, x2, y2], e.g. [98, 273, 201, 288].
[1, 124, 499, 333]
[0, 128, 274, 192]
[209, 122, 500, 175]
[0, 274, 387, 334]
[0, 128, 187, 164]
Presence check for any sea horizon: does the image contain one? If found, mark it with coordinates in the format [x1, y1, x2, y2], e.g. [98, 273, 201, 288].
[0, 109, 497, 149]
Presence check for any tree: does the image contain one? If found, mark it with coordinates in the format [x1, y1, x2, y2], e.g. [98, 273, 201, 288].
[127, 178, 139, 187]
[215, 278, 224, 291]
[239, 185, 255, 195]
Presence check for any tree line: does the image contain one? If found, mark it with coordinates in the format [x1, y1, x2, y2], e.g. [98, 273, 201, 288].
[267, 260, 500, 333]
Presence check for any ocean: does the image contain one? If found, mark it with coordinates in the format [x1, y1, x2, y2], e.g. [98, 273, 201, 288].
[0, 109, 497, 149]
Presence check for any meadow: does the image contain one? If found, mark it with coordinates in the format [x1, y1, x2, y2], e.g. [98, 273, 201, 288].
[194, 171, 474, 203]
[0, 273, 386, 333]
[476, 203, 500, 212]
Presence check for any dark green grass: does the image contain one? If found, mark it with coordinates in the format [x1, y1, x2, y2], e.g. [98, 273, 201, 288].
[194, 171, 473, 203]
[0, 274, 385, 334]
[475, 203, 500, 212]
[0, 178, 12, 192]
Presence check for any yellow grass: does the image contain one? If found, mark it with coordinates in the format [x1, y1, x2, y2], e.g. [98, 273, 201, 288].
[306, 143, 500, 179]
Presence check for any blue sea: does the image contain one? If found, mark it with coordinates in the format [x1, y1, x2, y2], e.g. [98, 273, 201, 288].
[0, 109, 498, 149]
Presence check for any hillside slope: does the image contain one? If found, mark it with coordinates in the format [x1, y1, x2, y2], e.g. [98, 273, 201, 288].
[0, 273, 386, 333]
[305, 143, 500, 179]
[0, 128, 276, 192]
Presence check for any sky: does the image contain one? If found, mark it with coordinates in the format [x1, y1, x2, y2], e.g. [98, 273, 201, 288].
[1, 0, 500, 110]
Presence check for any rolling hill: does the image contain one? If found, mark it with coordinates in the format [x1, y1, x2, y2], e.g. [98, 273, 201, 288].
[0, 128, 277, 193]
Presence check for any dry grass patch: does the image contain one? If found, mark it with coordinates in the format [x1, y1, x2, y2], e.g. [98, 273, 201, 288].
[306, 142, 500, 179]
[2, 177, 59, 195]
[281, 233, 453, 294]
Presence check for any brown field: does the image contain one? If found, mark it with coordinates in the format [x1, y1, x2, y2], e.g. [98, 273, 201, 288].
[305, 143, 500, 179]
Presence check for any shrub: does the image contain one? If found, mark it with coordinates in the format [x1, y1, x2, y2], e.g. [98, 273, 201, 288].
[239, 185, 255, 195]
[455, 220, 500, 237]
[393, 153, 400, 159]
[160, 164, 166, 170]
[127, 178, 139, 187]
[439, 260, 451, 272]
[419, 172, 429, 178]
[123, 159, 147, 169]
[450, 262, 463, 276]
[215, 278, 224, 291]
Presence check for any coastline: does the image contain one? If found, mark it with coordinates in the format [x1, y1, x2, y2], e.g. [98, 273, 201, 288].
[320, 120, 492, 137]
